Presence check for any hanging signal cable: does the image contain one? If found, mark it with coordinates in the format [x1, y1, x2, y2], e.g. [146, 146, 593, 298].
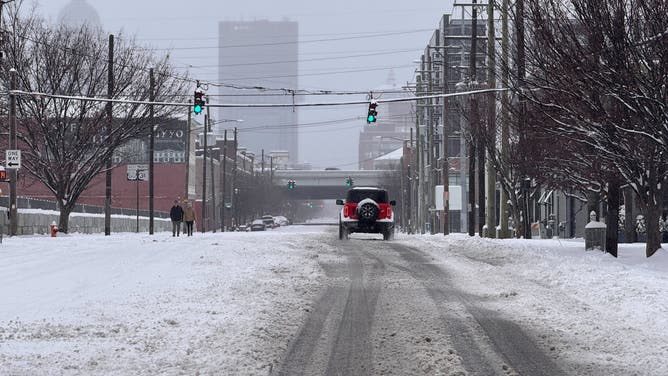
[8, 87, 509, 108]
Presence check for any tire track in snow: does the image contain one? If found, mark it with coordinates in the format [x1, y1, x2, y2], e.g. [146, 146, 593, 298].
[390, 242, 566, 376]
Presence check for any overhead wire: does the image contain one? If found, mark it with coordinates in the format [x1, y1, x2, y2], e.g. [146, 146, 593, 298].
[145, 28, 434, 52]
[11, 31, 418, 96]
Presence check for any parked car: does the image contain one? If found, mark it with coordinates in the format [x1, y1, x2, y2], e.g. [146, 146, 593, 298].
[336, 187, 396, 240]
[261, 215, 276, 228]
[250, 219, 266, 231]
[273, 215, 290, 226]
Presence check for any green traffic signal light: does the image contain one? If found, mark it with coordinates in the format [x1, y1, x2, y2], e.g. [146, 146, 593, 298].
[366, 102, 378, 124]
[287, 180, 295, 189]
[193, 90, 205, 115]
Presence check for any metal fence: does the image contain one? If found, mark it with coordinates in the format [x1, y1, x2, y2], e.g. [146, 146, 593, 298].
[0, 196, 169, 218]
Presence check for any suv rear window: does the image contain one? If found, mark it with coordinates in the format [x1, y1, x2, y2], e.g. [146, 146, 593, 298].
[346, 189, 389, 204]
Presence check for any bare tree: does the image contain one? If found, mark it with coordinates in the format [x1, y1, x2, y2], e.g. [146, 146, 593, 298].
[1, 4, 189, 231]
[520, 0, 668, 257]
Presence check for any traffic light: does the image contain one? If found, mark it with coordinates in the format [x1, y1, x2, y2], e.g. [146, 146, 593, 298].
[346, 176, 354, 187]
[0, 169, 6, 181]
[287, 180, 296, 190]
[193, 91, 205, 115]
[366, 101, 378, 123]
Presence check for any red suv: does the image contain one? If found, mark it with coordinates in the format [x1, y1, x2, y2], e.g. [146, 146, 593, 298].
[336, 187, 396, 240]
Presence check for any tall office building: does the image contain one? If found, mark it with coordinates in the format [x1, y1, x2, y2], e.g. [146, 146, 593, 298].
[218, 20, 299, 163]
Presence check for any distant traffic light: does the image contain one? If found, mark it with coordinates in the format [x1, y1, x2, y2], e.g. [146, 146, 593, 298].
[193, 91, 205, 115]
[366, 101, 378, 124]
[287, 180, 296, 190]
[346, 176, 354, 187]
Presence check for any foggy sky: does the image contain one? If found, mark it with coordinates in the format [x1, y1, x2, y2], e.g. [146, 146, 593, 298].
[35, 0, 455, 168]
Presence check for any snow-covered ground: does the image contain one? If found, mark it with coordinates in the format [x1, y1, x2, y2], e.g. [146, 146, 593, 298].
[1, 227, 666, 375]
[406, 233, 668, 375]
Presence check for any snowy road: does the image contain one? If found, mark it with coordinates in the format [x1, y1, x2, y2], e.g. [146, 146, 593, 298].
[1, 226, 667, 375]
[276, 235, 563, 375]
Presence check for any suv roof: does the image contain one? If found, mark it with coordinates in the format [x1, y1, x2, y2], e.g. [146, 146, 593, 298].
[345, 187, 389, 204]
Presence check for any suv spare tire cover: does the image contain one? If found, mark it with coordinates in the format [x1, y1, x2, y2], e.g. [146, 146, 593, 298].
[357, 198, 379, 222]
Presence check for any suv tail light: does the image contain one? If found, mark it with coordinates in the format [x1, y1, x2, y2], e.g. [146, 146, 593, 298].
[343, 203, 357, 219]
[378, 204, 392, 219]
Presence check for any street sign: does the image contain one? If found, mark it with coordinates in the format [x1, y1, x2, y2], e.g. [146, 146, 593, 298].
[127, 164, 149, 181]
[5, 150, 20, 169]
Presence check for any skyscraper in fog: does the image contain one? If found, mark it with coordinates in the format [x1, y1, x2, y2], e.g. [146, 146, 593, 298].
[218, 20, 299, 163]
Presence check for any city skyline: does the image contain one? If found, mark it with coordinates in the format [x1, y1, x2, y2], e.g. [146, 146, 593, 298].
[33, 0, 454, 168]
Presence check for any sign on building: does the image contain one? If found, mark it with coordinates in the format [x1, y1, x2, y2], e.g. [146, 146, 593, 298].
[435, 185, 462, 211]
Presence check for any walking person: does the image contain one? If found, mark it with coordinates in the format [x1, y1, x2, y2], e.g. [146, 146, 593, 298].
[170, 200, 184, 237]
[183, 201, 196, 236]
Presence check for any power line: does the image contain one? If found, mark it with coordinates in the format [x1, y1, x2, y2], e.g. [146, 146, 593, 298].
[10, 33, 417, 96]
[179, 48, 420, 69]
[146, 29, 434, 52]
[219, 64, 416, 81]
[133, 28, 437, 43]
[9, 87, 508, 108]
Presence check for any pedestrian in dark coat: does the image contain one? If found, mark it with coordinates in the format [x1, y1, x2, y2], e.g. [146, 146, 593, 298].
[170, 200, 184, 237]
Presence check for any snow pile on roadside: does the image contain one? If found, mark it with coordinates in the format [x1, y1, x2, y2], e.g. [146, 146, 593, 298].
[406, 233, 668, 375]
[0, 228, 329, 375]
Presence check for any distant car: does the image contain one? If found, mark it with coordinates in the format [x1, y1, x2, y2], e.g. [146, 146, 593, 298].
[273, 215, 290, 226]
[261, 215, 276, 228]
[237, 224, 248, 232]
[336, 187, 396, 240]
[250, 219, 266, 231]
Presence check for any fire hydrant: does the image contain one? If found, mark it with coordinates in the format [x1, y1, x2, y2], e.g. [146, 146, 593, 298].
[50, 221, 58, 237]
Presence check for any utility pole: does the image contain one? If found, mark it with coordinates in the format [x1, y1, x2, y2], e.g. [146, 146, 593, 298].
[148, 68, 155, 235]
[105, 34, 114, 236]
[232, 128, 238, 228]
[221, 130, 227, 232]
[201, 113, 208, 233]
[184, 99, 191, 200]
[472, 0, 486, 237]
[8, 68, 17, 236]
[516, 0, 531, 239]
[499, 0, 511, 238]
[426, 49, 435, 234]
[441, 17, 450, 236]
[468, 0, 479, 237]
[261, 149, 265, 216]
[485, 0, 497, 238]
[416, 69, 425, 234]
[207, 106, 216, 232]
[409, 128, 415, 234]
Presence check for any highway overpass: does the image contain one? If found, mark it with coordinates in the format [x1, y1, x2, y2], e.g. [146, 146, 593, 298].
[272, 170, 398, 200]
